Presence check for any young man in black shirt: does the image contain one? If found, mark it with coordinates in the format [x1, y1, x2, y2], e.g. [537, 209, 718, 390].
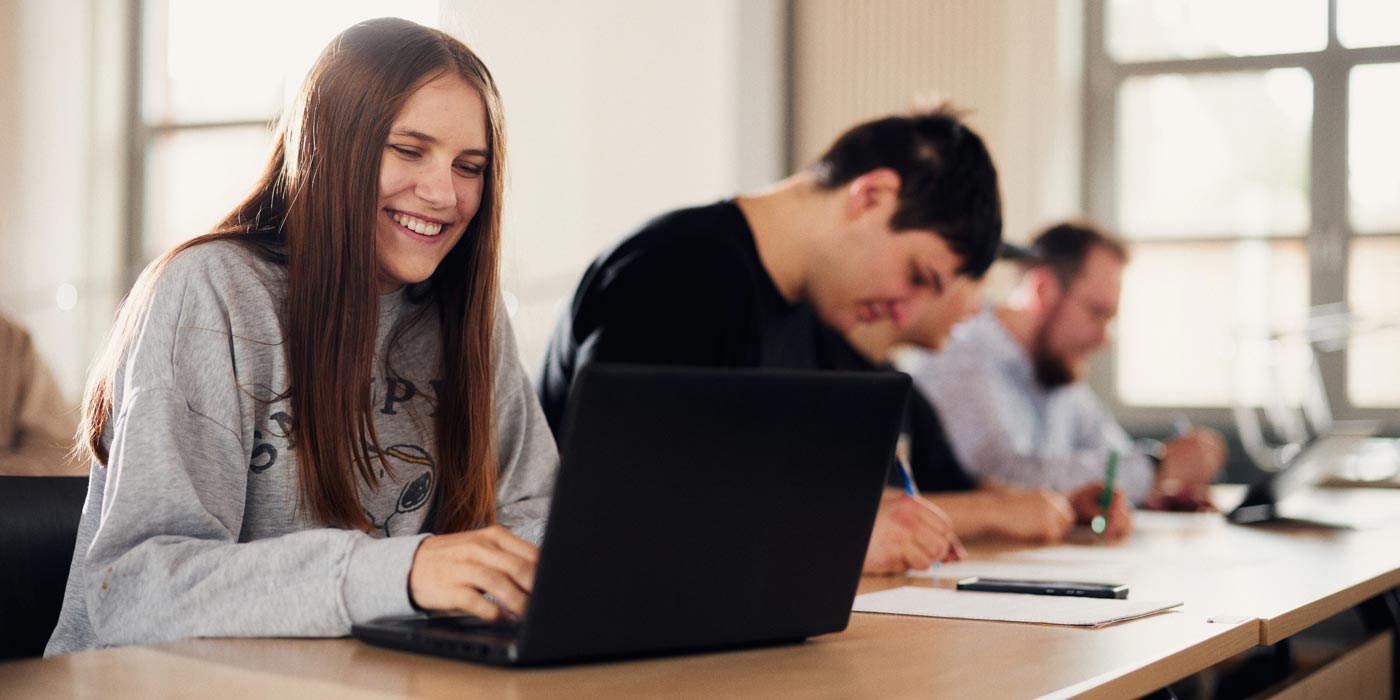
[538, 107, 1002, 574]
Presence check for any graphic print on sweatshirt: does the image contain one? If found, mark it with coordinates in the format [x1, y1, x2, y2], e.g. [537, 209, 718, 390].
[247, 374, 442, 475]
[362, 443, 435, 536]
[250, 409, 292, 474]
[246, 374, 441, 535]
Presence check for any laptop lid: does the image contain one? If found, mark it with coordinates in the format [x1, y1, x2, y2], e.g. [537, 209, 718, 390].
[513, 365, 909, 664]
[1228, 430, 1381, 525]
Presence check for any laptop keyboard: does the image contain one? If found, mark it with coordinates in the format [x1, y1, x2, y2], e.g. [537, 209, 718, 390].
[416, 615, 521, 638]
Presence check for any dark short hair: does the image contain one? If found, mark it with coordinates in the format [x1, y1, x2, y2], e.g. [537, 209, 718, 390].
[809, 106, 1003, 278]
[1024, 220, 1130, 289]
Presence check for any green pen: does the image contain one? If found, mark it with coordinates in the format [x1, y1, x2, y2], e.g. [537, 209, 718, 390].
[1091, 448, 1119, 536]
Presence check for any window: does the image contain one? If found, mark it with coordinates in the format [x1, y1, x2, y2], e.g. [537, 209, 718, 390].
[1086, 0, 1400, 419]
[131, 1, 439, 268]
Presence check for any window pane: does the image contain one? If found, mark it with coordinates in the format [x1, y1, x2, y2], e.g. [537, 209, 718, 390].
[1117, 70, 1312, 240]
[1338, 0, 1400, 49]
[1118, 240, 1309, 407]
[1106, 0, 1326, 63]
[1348, 238, 1400, 407]
[144, 126, 274, 261]
[146, 0, 439, 124]
[1350, 63, 1400, 234]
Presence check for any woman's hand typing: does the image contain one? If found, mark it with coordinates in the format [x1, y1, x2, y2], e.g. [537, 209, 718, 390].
[407, 525, 539, 620]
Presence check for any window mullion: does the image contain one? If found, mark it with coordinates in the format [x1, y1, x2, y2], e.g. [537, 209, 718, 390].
[1309, 37, 1352, 415]
[123, 0, 147, 290]
[1084, 0, 1126, 415]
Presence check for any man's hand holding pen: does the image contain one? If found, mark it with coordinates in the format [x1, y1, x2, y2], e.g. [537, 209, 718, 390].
[864, 488, 966, 574]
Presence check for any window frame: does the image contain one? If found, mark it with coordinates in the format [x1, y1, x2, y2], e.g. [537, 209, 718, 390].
[1083, 0, 1400, 434]
[123, 0, 281, 285]
[123, 0, 442, 287]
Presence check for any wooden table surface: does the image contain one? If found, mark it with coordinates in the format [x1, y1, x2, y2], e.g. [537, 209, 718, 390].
[5, 486, 1398, 699]
[962, 486, 1400, 644]
[0, 602, 1255, 700]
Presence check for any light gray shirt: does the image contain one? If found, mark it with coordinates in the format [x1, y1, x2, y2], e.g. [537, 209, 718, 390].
[896, 310, 1153, 503]
[46, 241, 557, 656]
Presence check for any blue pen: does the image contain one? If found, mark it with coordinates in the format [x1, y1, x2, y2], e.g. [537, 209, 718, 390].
[894, 435, 939, 575]
[896, 435, 919, 497]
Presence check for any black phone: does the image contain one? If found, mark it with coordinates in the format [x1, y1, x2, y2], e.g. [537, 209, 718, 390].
[955, 577, 1129, 599]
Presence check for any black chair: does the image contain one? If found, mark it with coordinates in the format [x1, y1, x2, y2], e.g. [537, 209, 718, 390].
[0, 475, 88, 660]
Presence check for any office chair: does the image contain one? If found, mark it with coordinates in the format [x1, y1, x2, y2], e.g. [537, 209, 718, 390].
[0, 475, 89, 660]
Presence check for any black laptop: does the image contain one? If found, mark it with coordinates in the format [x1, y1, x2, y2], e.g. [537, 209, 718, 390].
[1228, 431, 1387, 528]
[352, 365, 909, 666]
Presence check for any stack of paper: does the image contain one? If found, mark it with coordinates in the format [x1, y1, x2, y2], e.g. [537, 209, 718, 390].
[853, 586, 1182, 628]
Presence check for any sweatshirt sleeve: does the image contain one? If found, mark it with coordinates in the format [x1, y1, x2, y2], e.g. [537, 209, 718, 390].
[86, 388, 420, 646]
[78, 249, 422, 649]
[491, 303, 558, 544]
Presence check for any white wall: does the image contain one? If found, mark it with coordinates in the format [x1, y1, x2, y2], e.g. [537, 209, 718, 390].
[0, 0, 106, 402]
[443, 0, 787, 373]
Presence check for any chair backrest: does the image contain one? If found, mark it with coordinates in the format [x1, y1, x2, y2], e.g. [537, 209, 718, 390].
[0, 475, 89, 660]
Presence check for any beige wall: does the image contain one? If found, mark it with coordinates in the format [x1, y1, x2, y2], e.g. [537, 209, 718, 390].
[790, 0, 1085, 250]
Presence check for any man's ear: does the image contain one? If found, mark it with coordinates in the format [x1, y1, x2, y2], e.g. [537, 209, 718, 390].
[843, 168, 902, 222]
[1027, 267, 1064, 313]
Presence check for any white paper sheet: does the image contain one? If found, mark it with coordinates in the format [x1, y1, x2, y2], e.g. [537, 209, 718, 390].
[852, 586, 1182, 628]
[906, 560, 1132, 584]
[1003, 544, 1271, 567]
[1003, 545, 1162, 565]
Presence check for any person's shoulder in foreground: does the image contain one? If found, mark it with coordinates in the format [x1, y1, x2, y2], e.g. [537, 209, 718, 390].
[0, 311, 85, 476]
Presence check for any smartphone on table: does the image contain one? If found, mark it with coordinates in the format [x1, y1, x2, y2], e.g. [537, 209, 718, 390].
[955, 577, 1129, 599]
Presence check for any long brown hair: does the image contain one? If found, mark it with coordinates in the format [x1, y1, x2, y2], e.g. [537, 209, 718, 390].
[80, 18, 506, 533]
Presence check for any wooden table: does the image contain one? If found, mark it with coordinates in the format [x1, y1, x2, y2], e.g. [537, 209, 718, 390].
[0, 599, 1255, 700]
[5, 486, 1398, 700]
[962, 487, 1400, 644]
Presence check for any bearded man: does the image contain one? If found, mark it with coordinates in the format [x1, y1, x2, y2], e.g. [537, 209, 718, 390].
[897, 221, 1225, 521]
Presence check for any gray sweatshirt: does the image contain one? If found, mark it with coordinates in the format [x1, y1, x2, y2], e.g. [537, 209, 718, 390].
[45, 241, 558, 656]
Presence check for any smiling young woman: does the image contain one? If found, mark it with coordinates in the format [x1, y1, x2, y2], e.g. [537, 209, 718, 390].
[45, 18, 558, 656]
